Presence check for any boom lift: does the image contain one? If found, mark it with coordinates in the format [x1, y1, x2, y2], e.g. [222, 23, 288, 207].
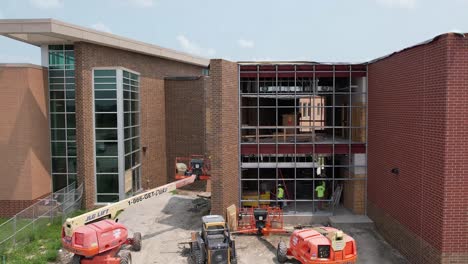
[62, 175, 196, 264]
[175, 155, 211, 180]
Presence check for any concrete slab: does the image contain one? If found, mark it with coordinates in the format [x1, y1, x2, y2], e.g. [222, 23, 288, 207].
[112, 193, 408, 264]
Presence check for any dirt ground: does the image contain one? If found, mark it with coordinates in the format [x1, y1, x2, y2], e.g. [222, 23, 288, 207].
[60, 192, 408, 263]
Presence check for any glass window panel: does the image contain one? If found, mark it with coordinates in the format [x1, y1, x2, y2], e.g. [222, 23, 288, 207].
[49, 52, 64, 65]
[95, 100, 117, 112]
[52, 158, 67, 173]
[123, 91, 130, 99]
[124, 100, 130, 112]
[97, 195, 119, 203]
[95, 129, 118, 141]
[51, 114, 66, 128]
[96, 142, 118, 156]
[49, 78, 65, 84]
[67, 142, 76, 156]
[67, 129, 76, 141]
[131, 126, 139, 137]
[49, 70, 64, 78]
[130, 73, 138, 80]
[52, 174, 67, 191]
[94, 77, 116, 83]
[49, 65, 65, 70]
[125, 154, 131, 170]
[50, 100, 65, 112]
[125, 139, 131, 154]
[64, 45, 74, 50]
[66, 91, 75, 99]
[95, 114, 117, 128]
[94, 84, 116, 90]
[96, 157, 118, 173]
[132, 152, 140, 166]
[67, 114, 76, 128]
[50, 84, 64, 90]
[67, 174, 77, 186]
[97, 174, 119, 193]
[95, 90, 116, 99]
[131, 100, 139, 112]
[65, 77, 75, 83]
[132, 138, 140, 150]
[66, 84, 75, 90]
[131, 92, 138, 100]
[68, 158, 77, 173]
[65, 65, 75, 70]
[49, 45, 63, 51]
[51, 129, 66, 141]
[65, 70, 75, 77]
[50, 91, 65, 100]
[131, 113, 139, 125]
[66, 100, 75, 112]
[94, 70, 116, 77]
[64, 51, 75, 65]
[51, 142, 66, 156]
[124, 113, 130, 127]
[124, 127, 130, 138]
[123, 71, 130, 78]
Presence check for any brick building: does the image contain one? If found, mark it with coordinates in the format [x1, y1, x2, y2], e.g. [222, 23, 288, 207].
[0, 19, 466, 263]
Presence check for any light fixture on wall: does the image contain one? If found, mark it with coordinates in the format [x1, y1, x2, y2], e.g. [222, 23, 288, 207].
[391, 168, 399, 176]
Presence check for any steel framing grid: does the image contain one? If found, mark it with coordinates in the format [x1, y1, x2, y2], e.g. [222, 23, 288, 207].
[238, 63, 368, 215]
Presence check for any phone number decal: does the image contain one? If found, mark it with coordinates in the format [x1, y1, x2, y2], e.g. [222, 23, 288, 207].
[127, 187, 168, 206]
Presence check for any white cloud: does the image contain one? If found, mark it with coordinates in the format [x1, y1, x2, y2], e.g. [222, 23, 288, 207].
[176, 35, 215, 57]
[237, 39, 255, 49]
[376, 0, 416, 8]
[126, 0, 154, 7]
[91, 23, 112, 34]
[30, 0, 64, 9]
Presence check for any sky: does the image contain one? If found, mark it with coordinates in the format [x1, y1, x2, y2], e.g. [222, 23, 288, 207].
[0, 0, 467, 64]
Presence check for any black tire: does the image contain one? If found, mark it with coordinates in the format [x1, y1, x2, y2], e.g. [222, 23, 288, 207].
[191, 245, 204, 264]
[277, 241, 288, 263]
[132, 232, 142, 252]
[119, 251, 132, 264]
[71, 254, 81, 264]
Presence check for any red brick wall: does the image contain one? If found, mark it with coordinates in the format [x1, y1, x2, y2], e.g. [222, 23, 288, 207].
[368, 33, 468, 263]
[206, 60, 240, 215]
[164, 77, 208, 191]
[440, 34, 468, 264]
[74, 42, 205, 208]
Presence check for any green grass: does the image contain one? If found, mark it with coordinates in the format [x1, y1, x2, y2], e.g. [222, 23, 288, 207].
[0, 210, 86, 264]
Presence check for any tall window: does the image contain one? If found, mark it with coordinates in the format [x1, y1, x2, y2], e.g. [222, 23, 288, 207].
[48, 45, 76, 191]
[93, 68, 141, 203]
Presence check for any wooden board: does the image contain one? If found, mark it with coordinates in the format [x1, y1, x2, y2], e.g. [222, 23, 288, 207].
[226, 204, 238, 231]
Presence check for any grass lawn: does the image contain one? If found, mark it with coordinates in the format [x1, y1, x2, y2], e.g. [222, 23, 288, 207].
[0, 210, 85, 264]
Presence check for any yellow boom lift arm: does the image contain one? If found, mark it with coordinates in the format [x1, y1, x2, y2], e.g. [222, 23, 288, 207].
[63, 175, 196, 237]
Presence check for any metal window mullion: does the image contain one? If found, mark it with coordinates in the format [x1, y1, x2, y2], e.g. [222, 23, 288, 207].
[116, 69, 125, 200]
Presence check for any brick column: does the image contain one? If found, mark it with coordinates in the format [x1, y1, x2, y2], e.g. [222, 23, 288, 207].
[206, 60, 239, 216]
[74, 43, 97, 209]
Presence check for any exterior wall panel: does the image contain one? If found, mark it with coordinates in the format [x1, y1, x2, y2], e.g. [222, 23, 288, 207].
[74, 42, 204, 208]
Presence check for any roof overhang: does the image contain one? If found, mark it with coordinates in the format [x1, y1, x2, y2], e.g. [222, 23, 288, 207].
[0, 19, 209, 67]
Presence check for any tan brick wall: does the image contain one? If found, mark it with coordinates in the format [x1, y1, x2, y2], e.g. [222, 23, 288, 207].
[74, 42, 204, 208]
[0, 66, 51, 205]
[206, 60, 239, 215]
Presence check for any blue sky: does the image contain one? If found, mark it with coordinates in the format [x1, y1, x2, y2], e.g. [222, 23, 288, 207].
[0, 0, 467, 64]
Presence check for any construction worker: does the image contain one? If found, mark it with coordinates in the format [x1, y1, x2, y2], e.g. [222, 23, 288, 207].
[315, 180, 326, 211]
[277, 184, 286, 209]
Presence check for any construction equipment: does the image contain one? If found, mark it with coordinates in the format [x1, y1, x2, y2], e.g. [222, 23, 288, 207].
[190, 215, 237, 264]
[277, 227, 357, 264]
[236, 207, 286, 236]
[62, 175, 197, 264]
[175, 155, 211, 180]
